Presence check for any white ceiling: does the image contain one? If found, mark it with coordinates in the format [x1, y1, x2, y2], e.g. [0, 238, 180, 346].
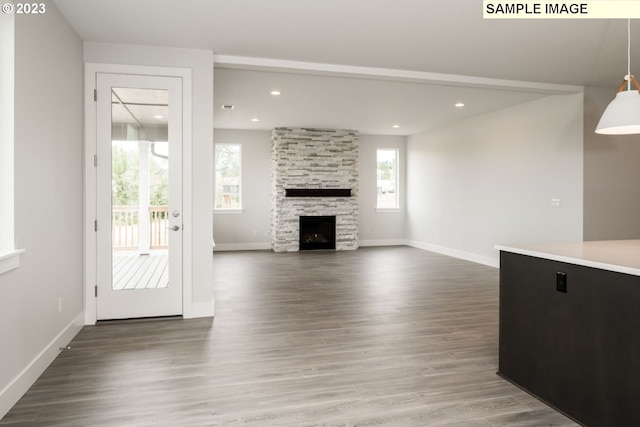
[213, 67, 564, 135]
[53, 0, 635, 135]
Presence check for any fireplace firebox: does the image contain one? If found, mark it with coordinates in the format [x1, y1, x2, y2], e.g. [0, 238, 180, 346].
[299, 216, 336, 250]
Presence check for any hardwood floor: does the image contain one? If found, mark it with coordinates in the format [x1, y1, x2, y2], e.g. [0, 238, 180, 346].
[0, 247, 579, 426]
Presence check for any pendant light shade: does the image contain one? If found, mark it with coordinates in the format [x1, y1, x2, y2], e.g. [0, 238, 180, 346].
[596, 19, 640, 135]
[596, 85, 640, 135]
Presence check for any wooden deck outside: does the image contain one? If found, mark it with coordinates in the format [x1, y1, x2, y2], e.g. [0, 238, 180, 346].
[112, 250, 168, 290]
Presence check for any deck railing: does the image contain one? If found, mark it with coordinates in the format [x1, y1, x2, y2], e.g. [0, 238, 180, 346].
[112, 205, 169, 250]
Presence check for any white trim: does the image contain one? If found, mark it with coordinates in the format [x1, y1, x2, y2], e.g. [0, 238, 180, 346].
[181, 68, 194, 320]
[211, 240, 500, 269]
[0, 9, 16, 270]
[375, 208, 402, 214]
[84, 63, 193, 324]
[0, 249, 24, 276]
[213, 55, 583, 94]
[214, 209, 244, 215]
[407, 240, 499, 268]
[214, 242, 271, 251]
[358, 239, 408, 247]
[83, 64, 97, 325]
[192, 299, 215, 318]
[0, 312, 83, 419]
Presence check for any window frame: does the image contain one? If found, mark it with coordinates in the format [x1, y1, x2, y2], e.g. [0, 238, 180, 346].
[214, 143, 243, 213]
[375, 148, 400, 212]
[0, 5, 25, 276]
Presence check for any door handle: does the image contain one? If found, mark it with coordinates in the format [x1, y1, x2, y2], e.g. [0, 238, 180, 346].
[168, 225, 181, 231]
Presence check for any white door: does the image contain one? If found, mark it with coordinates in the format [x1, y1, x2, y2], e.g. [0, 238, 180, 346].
[96, 73, 183, 320]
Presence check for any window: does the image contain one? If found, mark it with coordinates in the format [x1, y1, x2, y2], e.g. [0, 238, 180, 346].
[0, 5, 24, 275]
[376, 148, 399, 210]
[215, 144, 242, 211]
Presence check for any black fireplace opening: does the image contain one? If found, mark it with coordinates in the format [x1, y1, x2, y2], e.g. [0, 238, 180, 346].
[299, 216, 336, 250]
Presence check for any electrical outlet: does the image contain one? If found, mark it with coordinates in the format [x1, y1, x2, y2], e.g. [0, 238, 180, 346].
[551, 198, 561, 208]
[556, 272, 567, 293]
[58, 297, 63, 314]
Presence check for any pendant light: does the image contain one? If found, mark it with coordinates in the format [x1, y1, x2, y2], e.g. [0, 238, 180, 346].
[596, 19, 640, 135]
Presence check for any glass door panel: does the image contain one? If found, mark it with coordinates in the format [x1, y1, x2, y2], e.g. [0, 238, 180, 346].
[110, 87, 170, 291]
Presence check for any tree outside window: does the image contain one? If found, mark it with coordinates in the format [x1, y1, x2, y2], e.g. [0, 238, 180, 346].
[215, 144, 242, 209]
[111, 141, 169, 207]
[376, 149, 399, 209]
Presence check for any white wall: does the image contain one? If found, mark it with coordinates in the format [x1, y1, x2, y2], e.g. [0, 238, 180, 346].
[84, 42, 214, 317]
[211, 130, 407, 249]
[0, 0, 84, 417]
[358, 134, 407, 246]
[583, 86, 640, 240]
[406, 93, 584, 266]
[213, 129, 272, 250]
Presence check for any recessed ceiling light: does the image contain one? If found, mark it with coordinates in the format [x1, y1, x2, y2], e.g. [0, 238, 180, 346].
[153, 115, 164, 119]
[270, 90, 281, 96]
[221, 104, 235, 110]
[392, 125, 400, 129]
[455, 102, 465, 108]
[251, 118, 260, 122]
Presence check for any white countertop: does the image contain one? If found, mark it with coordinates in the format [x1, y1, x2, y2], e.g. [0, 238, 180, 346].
[494, 240, 640, 276]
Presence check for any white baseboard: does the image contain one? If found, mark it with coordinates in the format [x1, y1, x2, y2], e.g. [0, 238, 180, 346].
[0, 312, 84, 419]
[358, 239, 409, 247]
[211, 240, 499, 268]
[191, 299, 215, 318]
[213, 242, 271, 252]
[407, 240, 499, 268]
[215, 241, 413, 250]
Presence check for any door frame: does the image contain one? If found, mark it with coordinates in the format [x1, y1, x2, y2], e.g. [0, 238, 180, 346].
[84, 63, 193, 324]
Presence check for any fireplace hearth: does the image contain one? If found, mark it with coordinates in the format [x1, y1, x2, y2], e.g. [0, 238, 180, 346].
[299, 216, 336, 250]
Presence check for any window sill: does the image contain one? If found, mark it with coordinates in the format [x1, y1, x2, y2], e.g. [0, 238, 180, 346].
[214, 209, 244, 215]
[375, 208, 402, 213]
[0, 249, 25, 276]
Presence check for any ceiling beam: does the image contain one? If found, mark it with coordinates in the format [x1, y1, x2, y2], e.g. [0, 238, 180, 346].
[213, 55, 583, 95]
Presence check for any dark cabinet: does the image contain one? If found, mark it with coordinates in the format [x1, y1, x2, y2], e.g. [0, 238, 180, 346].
[498, 251, 640, 426]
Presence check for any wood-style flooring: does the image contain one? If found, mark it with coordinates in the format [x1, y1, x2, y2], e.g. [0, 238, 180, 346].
[0, 246, 579, 426]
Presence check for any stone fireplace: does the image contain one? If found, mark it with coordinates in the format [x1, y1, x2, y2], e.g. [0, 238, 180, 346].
[271, 127, 359, 252]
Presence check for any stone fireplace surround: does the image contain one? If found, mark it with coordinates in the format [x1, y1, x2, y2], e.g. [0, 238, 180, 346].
[271, 127, 359, 252]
